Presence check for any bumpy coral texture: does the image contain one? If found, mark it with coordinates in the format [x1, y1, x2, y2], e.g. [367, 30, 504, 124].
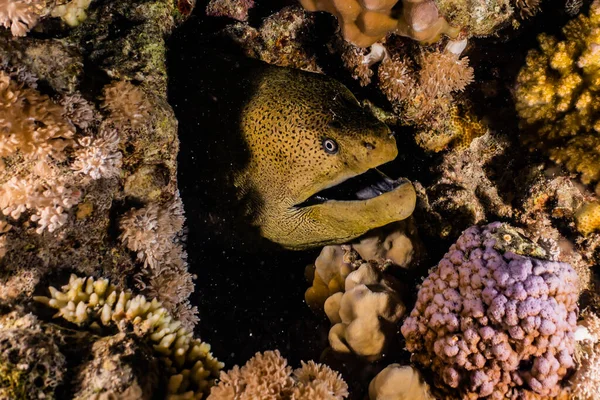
[515, 0, 600, 195]
[401, 222, 579, 399]
[0, 312, 65, 400]
[34, 274, 223, 400]
[208, 350, 348, 400]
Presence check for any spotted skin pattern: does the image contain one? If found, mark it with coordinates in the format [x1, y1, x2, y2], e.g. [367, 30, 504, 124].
[234, 65, 416, 249]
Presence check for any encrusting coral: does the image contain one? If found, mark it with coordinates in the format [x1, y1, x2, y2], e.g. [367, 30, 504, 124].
[0, 311, 66, 400]
[207, 350, 348, 400]
[515, 0, 600, 195]
[368, 364, 433, 400]
[401, 222, 579, 399]
[34, 274, 224, 400]
[206, 0, 254, 22]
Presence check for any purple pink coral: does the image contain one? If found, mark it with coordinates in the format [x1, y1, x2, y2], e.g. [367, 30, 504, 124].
[401, 222, 579, 399]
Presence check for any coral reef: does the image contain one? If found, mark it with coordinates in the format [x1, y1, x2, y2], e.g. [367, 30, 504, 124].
[208, 350, 348, 400]
[402, 222, 579, 398]
[515, 0, 600, 195]
[0, 0, 192, 325]
[368, 364, 433, 400]
[330, 33, 483, 152]
[35, 274, 223, 399]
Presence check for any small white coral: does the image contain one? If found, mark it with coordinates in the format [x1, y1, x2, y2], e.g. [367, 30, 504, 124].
[0, 175, 80, 233]
[71, 129, 122, 180]
[119, 200, 184, 270]
[50, 0, 92, 27]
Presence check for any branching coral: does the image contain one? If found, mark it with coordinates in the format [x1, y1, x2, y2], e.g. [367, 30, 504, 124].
[34, 274, 224, 400]
[207, 350, 348, 400]
[401, 222, 579, 399]
[0, 0, 45, 36]
[515, 0, 600, 195]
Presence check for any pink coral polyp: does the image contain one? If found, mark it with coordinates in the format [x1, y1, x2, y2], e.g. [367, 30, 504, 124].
[401, 222, 579, 399]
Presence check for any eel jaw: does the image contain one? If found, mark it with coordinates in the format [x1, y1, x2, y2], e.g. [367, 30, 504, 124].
[295, 168, 411, 208]
[272, 170, 417, 250]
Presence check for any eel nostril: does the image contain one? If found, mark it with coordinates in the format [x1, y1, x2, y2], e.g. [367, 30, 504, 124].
[363, 141, 375, 150]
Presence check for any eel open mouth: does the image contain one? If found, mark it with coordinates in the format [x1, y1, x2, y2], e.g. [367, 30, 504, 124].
[296, 169, 409, 208]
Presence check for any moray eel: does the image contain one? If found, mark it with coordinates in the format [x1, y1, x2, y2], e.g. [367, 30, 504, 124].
[232, 66, 416, 249]
[170, 39, 415, 250]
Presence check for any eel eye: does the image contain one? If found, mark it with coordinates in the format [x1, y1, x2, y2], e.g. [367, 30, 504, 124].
[322, 138, 339, 154]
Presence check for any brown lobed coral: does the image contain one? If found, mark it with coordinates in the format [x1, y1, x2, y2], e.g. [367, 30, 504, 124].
[208, 350, 348, 400]
[299, 0, 460, 47]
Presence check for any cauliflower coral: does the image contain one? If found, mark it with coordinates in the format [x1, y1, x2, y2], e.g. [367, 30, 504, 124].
[515, 0, 600, 195]
[401, 222, 579, 399]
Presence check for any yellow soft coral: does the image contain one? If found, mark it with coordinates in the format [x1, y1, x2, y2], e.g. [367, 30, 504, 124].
[515, 0, 600, 194]
[575, 201, 600, 235]
[34, 274, 223, 400]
